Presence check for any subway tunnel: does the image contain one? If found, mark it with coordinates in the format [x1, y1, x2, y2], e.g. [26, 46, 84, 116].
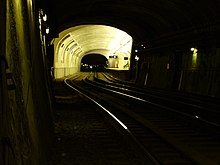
[0, 0, 220, 164]
[44, 0, 220, 95]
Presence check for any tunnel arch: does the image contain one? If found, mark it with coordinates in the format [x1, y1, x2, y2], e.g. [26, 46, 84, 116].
[53, 24, 133, 78]
[47, 0, 204, 44]
[53, 17, 156, 43]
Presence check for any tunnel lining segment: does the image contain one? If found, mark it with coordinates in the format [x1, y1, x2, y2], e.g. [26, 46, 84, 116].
[53, 24, 133, 78]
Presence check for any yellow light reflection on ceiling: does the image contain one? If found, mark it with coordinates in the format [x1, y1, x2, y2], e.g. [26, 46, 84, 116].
[53, 25, 133, 78]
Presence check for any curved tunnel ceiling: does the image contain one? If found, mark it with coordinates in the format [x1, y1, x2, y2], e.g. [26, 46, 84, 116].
[53, 24, 133, 78]
[41, 0, 220, 78]
[44, 0, 220, 44]
[54, 24, 132, 63]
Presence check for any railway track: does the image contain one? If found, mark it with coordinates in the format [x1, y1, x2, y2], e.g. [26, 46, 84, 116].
[50, 74, 149, 165]
[101, 72, 220, 112]
[95, 72, 220, 128]
[50, 72, 220, 165]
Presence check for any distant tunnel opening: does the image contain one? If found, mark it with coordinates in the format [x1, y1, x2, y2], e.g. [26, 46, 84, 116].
[80, 54, 108, 72]
[53, 24, 133, 78]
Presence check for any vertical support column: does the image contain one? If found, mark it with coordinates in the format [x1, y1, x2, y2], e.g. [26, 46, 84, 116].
[144, 63, 150, 85]
[172, 51, 183, 90]
[0, 0, 10, 164]
[135, 55, 139, 83]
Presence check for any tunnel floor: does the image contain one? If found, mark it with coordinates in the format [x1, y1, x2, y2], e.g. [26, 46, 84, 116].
[48, 89, 142, 165]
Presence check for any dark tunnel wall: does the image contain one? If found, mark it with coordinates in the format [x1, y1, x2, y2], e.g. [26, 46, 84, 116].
[0, 0, 53, 164]
[107, 21, 220, 98]
[132, 46, 220, 98]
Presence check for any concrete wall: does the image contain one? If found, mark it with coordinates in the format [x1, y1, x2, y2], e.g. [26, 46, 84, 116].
[111, 45, 220, 98]
[137, 47, 220, 98]
[0, 0, 53, 164]
[107, 69, 131, 81]
[180, 48, 220, 97]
